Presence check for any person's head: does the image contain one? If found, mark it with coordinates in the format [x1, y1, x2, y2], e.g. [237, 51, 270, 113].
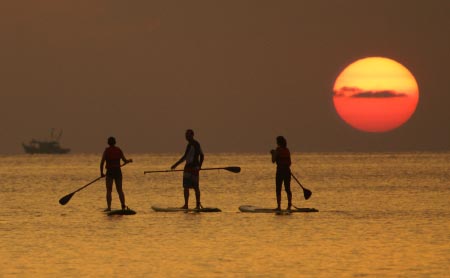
[276, 136, 287, 148]
[185, 129, 194, 141]
[107, 136, 116, 146]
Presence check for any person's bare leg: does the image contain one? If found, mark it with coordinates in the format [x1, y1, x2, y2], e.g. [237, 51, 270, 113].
[182, 188, 189, 208]
[105, 176, 113, 211]
[194, 187, 201, 209]
[286, 176, 292, 210]
[276, 176, 282, 210]
[115, 177, 126, 209]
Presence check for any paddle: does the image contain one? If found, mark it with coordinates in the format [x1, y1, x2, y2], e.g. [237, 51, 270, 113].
[291, 172, 312, 200]
[58, 176, 104, 205]
[144, 166, 241, 174]
[59, 161, 131, 205]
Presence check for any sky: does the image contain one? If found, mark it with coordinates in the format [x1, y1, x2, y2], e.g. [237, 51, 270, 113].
[1, 0, 449, 154]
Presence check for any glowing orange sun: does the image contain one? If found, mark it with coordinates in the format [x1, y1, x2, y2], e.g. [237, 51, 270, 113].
[333, 57, 419, 132]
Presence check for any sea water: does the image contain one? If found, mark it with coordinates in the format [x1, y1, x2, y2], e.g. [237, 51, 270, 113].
[1, 152, 449, 277]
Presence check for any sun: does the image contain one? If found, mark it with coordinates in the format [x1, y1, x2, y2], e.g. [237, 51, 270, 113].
[333, 57, 419, 133]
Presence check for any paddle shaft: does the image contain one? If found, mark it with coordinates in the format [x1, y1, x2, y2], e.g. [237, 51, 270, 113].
[58, 177, 103, 205]
[144, 166, 240, 174]
[291, 172, 312, 200]
[72, 176, 103, 194]
[291, 173, 305, 189]
[59, 162, 130, 205]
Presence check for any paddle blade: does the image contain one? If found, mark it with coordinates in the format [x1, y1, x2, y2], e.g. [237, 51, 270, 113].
[59, 192, 74, 205]
[225, 166, 241, 173]
[303, 188, 312, 200]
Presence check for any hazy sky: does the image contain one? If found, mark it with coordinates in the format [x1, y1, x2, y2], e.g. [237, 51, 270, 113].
[1, 0, 449, 154]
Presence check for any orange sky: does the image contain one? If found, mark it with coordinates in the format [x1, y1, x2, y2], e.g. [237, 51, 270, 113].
[0, 1, 449, 153]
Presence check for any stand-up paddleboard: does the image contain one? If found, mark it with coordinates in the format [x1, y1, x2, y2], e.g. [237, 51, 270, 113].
[275, 210, 292, 215]
[239, 205, 318, 213]
[107, 207, 136, 216]
[151, 205, 221, 213]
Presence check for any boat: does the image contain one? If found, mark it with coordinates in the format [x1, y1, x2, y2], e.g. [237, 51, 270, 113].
[22, 129, 70, 154]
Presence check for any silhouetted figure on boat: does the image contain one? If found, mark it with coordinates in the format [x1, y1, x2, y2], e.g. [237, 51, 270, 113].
[100, 137, 132, 211]
[171, 129, 204, 209]
[270, 136, 292, 211]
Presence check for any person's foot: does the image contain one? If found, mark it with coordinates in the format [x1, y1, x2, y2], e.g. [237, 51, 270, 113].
[104, 208, 111, 212]
[274, 207, 281, 211]
[180, 205, 188, 209]
[195, 203, 203, 210]
[287, 204, 292, 211]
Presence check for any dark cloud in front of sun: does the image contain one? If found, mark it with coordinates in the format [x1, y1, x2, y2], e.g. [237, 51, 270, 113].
[351, 90, 407, 98]
[333, 86, 361, 97]
[334, 87, 407, 98]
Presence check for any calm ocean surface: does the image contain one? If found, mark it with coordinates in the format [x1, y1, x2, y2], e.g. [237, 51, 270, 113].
[1, 152, 449, 277]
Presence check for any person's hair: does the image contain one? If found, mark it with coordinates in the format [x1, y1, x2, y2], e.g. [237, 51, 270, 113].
[186, 129, 194, 136]
[276, 136, 287, 148]
[107, 137, 116, 146]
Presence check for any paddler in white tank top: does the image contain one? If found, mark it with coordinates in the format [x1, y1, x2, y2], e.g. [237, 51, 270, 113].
[171, 129, 204, 209]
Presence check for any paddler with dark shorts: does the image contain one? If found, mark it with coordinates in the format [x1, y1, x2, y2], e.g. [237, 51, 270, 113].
[100, 136, 132, 211]
[171, 129, 204, 209]
[270, 136, 292, 211]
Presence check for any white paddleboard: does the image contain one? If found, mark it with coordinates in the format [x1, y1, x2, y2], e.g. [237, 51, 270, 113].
[239, 205, 318, 213]
[151, 205, 221, 212]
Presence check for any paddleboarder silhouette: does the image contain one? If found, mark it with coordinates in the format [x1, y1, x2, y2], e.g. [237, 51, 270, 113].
[100, 136, 132, 211]
[270, 136, 292, 211]
[171, 129, 204, 209]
